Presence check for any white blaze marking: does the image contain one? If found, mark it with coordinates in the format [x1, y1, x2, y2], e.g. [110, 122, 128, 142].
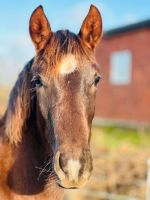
[59, 55, 77, 75]
[67, 159, 81, 182]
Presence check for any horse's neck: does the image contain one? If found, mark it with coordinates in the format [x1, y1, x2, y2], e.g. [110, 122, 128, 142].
[1, 106, 63, 199]
[5, 110, 47, 193]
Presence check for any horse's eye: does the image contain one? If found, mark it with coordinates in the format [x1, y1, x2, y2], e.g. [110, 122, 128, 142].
[32, 76, 42, 88]
[94, 76, 101, 86]
[35, 79, 42, 87]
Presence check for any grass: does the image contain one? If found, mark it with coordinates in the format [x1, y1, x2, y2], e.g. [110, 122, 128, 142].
[91, 125, 150, 150]
[0, 86, 10, 115]
[0, 87, 10, 99]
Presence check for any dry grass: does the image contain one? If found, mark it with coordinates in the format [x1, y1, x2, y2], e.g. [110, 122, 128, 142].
[0, 86, 10, 115]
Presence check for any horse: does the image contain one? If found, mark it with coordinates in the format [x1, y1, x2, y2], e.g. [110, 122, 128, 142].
[0, 4, 102, 200]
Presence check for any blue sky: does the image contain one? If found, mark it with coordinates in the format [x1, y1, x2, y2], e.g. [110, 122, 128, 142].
[0, 0, 150, 86]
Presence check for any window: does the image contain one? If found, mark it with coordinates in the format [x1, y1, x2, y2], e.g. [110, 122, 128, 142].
[109, 50, 132, 85]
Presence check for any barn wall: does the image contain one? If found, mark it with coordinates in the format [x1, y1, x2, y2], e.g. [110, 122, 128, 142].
[95, 28, 150, 123]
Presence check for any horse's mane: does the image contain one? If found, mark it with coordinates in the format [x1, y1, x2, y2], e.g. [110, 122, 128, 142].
[4, 59, 34, 144]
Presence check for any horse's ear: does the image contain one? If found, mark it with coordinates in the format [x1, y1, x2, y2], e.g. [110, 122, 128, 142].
[79, 5, 102, 50]
[29, 5, 51, 52]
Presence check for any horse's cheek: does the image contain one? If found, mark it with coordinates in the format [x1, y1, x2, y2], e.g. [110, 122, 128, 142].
[38, 89, 49, 119]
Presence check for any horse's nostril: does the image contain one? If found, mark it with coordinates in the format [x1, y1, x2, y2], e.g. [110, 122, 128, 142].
[59, 154, 66, 173]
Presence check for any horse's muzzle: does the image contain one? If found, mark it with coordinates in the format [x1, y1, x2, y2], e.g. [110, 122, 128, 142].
[54, 150, 93, 189]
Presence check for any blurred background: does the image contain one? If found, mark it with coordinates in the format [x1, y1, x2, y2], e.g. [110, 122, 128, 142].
[0, 1, 150, 199]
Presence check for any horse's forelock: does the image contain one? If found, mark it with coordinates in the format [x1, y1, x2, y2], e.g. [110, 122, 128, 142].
[48, 31, 91, 64]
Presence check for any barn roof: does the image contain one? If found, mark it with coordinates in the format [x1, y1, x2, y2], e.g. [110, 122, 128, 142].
[104, 19, 150, 37]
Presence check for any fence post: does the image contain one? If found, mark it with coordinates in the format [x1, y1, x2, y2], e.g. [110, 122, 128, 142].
[146, 158, 150, 200]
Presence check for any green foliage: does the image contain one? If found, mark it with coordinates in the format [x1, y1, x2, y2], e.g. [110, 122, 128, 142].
[91, 125, 150, 150]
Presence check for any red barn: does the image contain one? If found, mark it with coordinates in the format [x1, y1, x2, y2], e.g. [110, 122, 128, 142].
[95, 19, 150, 125]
